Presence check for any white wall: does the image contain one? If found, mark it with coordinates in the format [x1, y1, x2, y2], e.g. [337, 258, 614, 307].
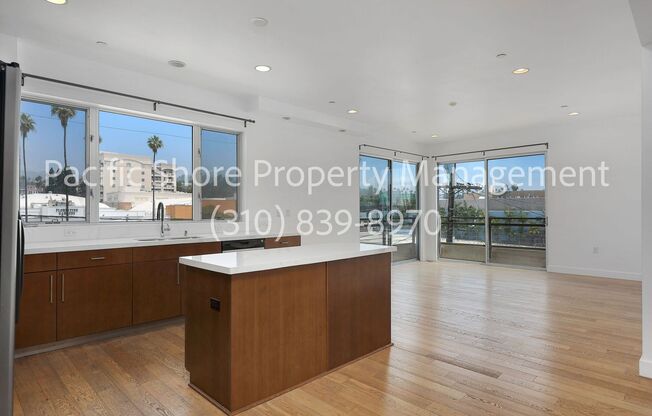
[640, 45, 652, 378]
[426, 113, 642, 281]
[3, 35, 427, 245]
[0, 33, 17, 62]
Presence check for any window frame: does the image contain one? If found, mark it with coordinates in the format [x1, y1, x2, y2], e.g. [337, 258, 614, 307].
[20, 93, 242, 226]
[197, 126, 241, 221]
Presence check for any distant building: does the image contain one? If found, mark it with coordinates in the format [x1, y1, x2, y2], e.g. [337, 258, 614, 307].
[99, 151, 183, 210]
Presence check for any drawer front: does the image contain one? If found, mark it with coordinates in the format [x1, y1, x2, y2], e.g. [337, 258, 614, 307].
[264, 236, 301, 249]
[57, 248, 133, 269]
[184, 242, 222, 257]
[25, 253, 57, 273]
[133, 242, 221, 262]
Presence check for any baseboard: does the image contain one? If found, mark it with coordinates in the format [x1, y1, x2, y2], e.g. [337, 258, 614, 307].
[547, 265, 641, 281]
[640, 356, 652, 379]
[14, 317, 184, 358]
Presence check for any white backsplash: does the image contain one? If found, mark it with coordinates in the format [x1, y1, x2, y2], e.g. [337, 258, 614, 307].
[24, 221, 291, 244]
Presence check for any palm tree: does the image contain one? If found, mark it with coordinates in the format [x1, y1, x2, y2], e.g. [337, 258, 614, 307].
[147, 135, 164, 220]
[50, 105, 77, 221]
[19, 113, 36, 221]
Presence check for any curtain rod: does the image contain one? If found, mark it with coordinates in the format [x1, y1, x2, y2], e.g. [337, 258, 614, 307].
[21, 72, 256, 127]
[359, 144, 427, 160]
[431, 142, 548, 160]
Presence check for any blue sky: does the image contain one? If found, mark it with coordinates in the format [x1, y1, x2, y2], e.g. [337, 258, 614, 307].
[99, 111, 193, 171]
[440, 155, 546, 191]
[20, 100, 87, 178]
[360, 156, 419, 191]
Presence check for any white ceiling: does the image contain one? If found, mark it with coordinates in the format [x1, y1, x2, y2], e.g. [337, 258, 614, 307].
[0, 0, 643, 143]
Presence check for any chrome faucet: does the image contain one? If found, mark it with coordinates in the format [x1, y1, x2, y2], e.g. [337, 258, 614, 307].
[156, 202, 170, 237]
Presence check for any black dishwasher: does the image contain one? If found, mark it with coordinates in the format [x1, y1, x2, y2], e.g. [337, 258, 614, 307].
[221, 239, 265, 252]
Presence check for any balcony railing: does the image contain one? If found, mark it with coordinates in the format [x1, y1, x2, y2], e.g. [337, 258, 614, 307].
[440, 216, 546, 249]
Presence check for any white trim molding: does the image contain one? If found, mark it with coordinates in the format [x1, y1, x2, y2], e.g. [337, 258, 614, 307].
[547, 265, 641, 281]
[641, 356, 652, 379]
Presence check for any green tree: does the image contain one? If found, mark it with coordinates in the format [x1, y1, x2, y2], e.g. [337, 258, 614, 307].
[33, 176, 45, 193]
[19, 113, 36, 221]
[147, 135, 164, 220]
[439, 164, 483, 243]
[50, 105, 77, 221]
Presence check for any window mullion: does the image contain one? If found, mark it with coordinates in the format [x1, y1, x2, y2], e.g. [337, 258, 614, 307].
[88, 107, 100, 223]
[192, 125, 201, 221]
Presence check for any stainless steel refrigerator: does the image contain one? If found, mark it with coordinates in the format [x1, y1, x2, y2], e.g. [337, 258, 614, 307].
[0, 61, 24, 416]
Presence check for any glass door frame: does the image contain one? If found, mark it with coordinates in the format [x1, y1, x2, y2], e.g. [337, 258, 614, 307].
[359, 154, 421, 261]
[436, 151, 548, 270]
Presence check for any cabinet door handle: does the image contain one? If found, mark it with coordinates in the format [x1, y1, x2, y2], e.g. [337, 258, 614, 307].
[90, 256, 106, 261]
[280, 241, 289, 245]
[177, 262, 180, 285]
[49, 274, 54, 304]
[61, 274, 65, 303]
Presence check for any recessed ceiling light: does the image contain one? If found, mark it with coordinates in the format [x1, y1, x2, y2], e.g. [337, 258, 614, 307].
[96, 41, 108, 46]
[449, 101, 457, 107]
[328, 100, 336, 104]
[168, 60, 186, 68]
[45, 0, 67, 4]
[431, 134, 439, 138]
[496, 53, 507, 59]
[512, 68, 530, 75]
[250, 17, 269, 27]
[568, 112, 580, 116]
[347, 109, 358, 114]
[255, 65, 271, 72]
[411, 131, 417, 134]
[560, 105, 569, 108]
[339, 129, 347, 133]
[282, 116, 291, 120]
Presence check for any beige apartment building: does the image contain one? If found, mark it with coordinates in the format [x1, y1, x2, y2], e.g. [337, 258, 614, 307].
[99, 151, 182, 210]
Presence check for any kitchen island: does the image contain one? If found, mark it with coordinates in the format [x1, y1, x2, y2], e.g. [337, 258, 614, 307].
[179, 243, 395, 414]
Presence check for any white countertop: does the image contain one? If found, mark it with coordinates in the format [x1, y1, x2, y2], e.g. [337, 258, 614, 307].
[178, 243, 396, 274]
[25, 232, 298, 255]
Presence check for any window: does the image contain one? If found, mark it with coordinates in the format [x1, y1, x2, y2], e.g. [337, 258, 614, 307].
[98, 111, 193, 221]
[200, 129, 238, 220]
[19, 99, 88, 223]
[19, 97, 240, 224]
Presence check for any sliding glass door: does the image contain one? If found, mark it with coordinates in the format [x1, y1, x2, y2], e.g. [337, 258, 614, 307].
[437, 153, 546, 268]
[487, 155, 546, 268]
[437, 160, 486, 262]
[391, 161, 419, 261]
[360, 156, 419, 261]
[360, 156, 390, 246]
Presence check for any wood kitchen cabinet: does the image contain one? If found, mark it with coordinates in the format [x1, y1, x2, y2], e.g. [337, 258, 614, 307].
[15, 271, 57, 349]
[56, 264, 133, 340]
[264, 235, 301, 249]
[17, 238, 296, 350]
[133, 242, 221, 322]
[133, 259, 180, 324]
[326, 253, 391, 369]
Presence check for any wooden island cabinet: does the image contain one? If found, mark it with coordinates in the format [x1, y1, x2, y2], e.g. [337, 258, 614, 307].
[181, 244, 394, 415]
[16, 237, 295, 351]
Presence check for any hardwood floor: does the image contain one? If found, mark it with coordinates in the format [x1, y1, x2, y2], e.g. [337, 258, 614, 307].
[13, 261, 652, 415]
